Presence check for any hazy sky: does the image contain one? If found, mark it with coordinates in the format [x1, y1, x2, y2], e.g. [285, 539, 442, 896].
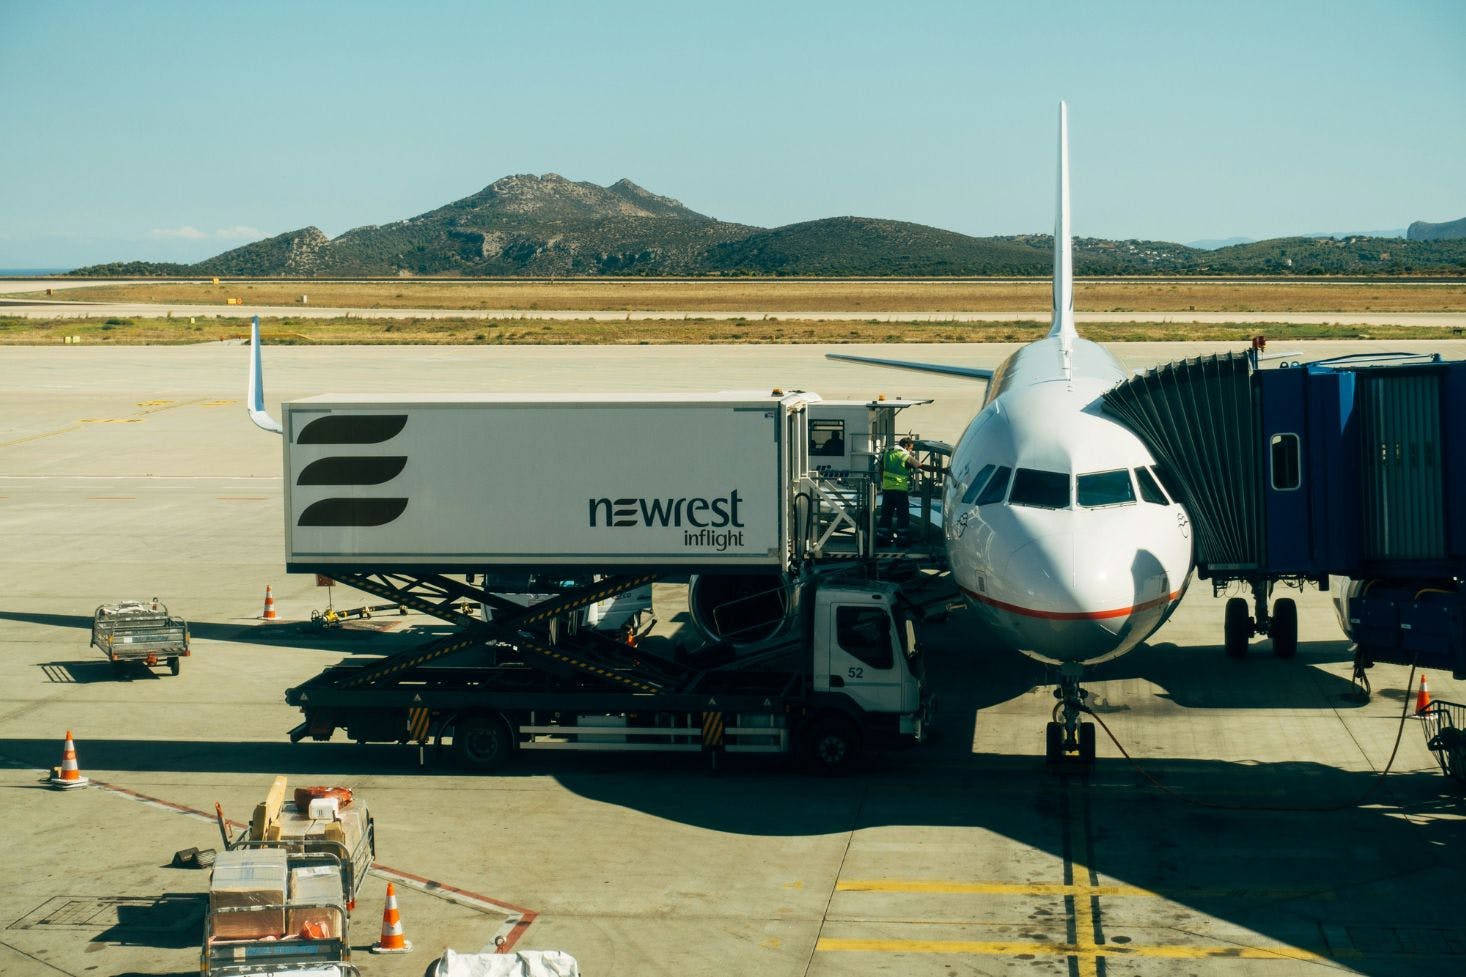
[2, 0, 1462, 267]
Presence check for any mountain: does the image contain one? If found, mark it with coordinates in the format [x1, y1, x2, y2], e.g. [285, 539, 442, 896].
[201, 174, 758, 277]
[1408, 217, 1466, 242]
[68, 175, 1466, 277]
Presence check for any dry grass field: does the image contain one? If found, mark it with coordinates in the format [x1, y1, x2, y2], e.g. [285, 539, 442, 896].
[4, 315, 1460, 346]
[17, 279, 1466, 313]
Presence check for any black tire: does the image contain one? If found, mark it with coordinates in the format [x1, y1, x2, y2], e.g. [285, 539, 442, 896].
[1078, 722, 1096, 764]
[1224, 597, 1250, 659]
[452, 713, 514, 771]
[168, 656, 181, 676]
[1045, 721, 1064, 764]
[804, 715, 860, 776]
[1271, 598, 1298, 659]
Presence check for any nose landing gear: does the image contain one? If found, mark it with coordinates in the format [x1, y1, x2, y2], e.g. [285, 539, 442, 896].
[1045, 661, 1097, 768]
[1221, 578, 1299, 659]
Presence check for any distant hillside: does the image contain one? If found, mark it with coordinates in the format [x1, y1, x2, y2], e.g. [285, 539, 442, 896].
[703, 218, 1052, 276]
[69, 175, 1466, 277]
[1408, 217, 1466, 242]
[1195, 235, 1466, 274]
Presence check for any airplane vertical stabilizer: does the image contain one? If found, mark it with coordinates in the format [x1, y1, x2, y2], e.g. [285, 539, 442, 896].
[1048, 101, 1077, 342]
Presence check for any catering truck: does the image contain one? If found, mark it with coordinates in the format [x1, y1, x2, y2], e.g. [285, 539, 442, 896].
[248, 333, 942, 773]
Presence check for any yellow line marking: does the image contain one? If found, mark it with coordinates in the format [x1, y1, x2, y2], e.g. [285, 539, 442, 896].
[1067, 784, 1099, 977]
[836, 880, 1333, 900]
[839, 880, 1136, 896]
[80, 417, 142, 424]
[135, 400, 174, 407]
[816, 938, 1331, 962]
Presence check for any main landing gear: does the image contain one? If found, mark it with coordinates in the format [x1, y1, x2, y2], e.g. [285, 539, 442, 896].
[1045, 661, 1096, 769]
[1222, 578, 1298, 660]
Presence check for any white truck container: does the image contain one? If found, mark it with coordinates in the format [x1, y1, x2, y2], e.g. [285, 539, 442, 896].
[282, 391, 816, 574]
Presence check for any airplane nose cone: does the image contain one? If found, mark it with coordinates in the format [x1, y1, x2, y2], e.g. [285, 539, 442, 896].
[996, 530, 1171, 664]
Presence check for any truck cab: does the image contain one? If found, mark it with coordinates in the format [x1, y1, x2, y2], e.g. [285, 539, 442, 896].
[806, 580, 930, 772]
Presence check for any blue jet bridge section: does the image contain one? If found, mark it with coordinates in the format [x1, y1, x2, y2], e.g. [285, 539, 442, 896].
[1103, 345, 1465, 679]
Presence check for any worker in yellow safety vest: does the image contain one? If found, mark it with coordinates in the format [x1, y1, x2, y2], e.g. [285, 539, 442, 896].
[878, 437, 921, 541]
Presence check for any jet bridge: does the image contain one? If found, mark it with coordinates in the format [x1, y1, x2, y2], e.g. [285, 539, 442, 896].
[1103, 342, 1466, 677]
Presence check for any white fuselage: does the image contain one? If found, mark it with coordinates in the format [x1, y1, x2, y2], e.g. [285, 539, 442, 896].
[942, 335, 1195, 665]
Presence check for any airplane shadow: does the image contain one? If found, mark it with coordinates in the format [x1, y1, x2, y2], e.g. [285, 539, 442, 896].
[0, 732, 1458, 977]
[920, 611, 1369, 713]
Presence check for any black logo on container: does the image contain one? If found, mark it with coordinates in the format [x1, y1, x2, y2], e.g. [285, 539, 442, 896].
[295, 414, 409, 527]
[588, 490, 746, 552]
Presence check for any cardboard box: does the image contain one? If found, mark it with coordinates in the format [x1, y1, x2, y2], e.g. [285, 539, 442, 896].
[209, 848, 287, 939]
[287, 864, 344, 938]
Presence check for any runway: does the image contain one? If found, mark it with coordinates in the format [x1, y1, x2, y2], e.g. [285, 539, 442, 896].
[2, 341, 1464, 977]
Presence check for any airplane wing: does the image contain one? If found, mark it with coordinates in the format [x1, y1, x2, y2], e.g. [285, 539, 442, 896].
[826, 352, 994, 381]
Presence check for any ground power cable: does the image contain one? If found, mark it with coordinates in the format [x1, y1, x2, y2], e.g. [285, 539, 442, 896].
[1081, 657, 1423, 813]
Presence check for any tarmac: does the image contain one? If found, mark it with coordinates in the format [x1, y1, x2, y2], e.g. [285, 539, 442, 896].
[2, 339, 1464, 977]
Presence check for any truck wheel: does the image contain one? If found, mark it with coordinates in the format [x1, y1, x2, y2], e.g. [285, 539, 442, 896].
[168, 656, 181, 676]
[1271, 598, 1298, 659]
[453, 713, 514, 771]
[1224, 597, 1250, 659]
[804, 716, 859, 776]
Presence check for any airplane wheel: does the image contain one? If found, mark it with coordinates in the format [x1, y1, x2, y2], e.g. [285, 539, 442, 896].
[1224, 598, 1250, 659]
[1044, 722, 1063, 764]
[1078, 722, 1096, 764]
[1271, 598, 1298, 659]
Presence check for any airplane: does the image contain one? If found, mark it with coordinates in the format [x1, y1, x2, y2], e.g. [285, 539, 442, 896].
[828, 103, 1196, 763]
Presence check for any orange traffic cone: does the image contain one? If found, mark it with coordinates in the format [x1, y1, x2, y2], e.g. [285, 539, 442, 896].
[370, 882, 413, 954]
[262, 585, 278, 621]
[1415, 674, 1432, 715]
[50, 730, 90, 789]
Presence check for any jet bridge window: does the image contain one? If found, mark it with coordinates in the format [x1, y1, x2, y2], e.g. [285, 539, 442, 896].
[836, 606, 894, 670]
[1009, 468, 1071, 510]
[1270, 433, 1301, 491]
[1077, 469, 1135, 508]
[810, 419, 846, 458]
[973, 465, 1012, 506]
[1134, 466, 1169, 505]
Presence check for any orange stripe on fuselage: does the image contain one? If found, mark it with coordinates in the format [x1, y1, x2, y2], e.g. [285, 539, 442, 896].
[963, 588, 1182, 621]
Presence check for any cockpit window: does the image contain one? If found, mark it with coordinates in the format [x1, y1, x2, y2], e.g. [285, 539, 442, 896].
[1077, 469, 1136, 508]
[1009, 468, 1071, 509]
[960, 464, 996, 505]
[973, 465, 1012, 506]
[1151, 463, 1184, 504]
[1135, 466, 1168, 504]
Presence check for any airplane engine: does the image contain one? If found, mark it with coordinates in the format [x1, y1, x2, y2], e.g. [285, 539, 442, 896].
[687, 572, 797, 651]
